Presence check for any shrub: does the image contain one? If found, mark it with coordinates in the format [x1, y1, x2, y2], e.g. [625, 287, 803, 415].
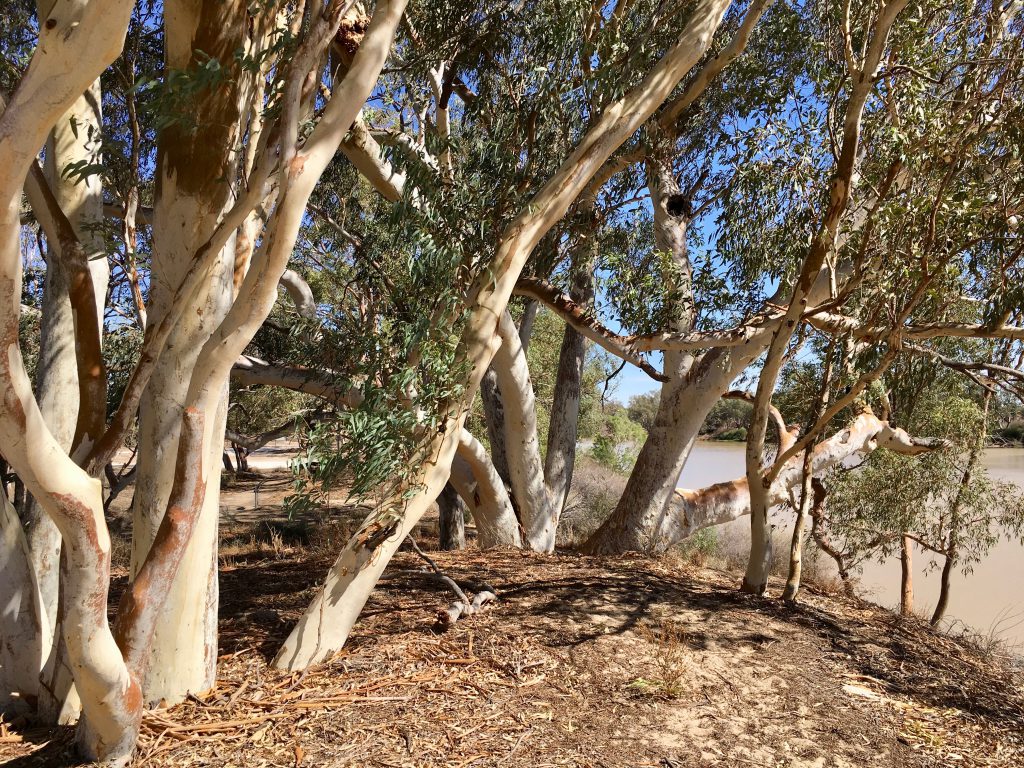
[715, 426, 747, 442]
[677, 527, 720, 566]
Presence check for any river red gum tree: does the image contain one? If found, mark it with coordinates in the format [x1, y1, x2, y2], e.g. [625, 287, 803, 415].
[0, 0, 406, 761]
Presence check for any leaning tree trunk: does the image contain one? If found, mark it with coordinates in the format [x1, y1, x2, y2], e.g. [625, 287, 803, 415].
[20, 67, 109, 723]
[130, 0, 250, 706]
[931, 553, 955, 626]
[583, 154, 724, 555]
[612, 411, 945, 552]
[492, 310, 560, 551]
[450, 430, 522, 548]
[781, 458, 814, 603]
[0, 2, 143, 758]
[273, 0, 735, 670]
[930, 392, 988, 626]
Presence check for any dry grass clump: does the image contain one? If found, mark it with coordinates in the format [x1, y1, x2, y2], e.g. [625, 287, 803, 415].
[631, 617, 690, 699]
[559, 455, 628, 545]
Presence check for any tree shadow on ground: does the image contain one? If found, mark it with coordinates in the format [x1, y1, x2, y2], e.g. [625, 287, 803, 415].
[214, 544, 1024, 731]
[0, 725, 78, 767]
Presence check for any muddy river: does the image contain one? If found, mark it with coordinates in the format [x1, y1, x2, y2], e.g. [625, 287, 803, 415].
[680, 443, 1024, 650]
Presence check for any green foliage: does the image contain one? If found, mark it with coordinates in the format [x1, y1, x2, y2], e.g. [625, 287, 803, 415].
[826, 392, 1024, 577]
[626, 391, 659, 432]
[701, 398, 752, 439]
[588, 405, 645, 472]
[677, 527, 720, 566]
[104, 325, 143, 420]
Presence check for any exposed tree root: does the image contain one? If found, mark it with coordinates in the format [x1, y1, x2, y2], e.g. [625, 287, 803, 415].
[403, 536, 498, 630]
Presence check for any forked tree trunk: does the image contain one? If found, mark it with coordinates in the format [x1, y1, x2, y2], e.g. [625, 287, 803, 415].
[273, 0, 735, 670]
[741, 0, 909, 596]
[605, 412, 945, 552]
[900, 534, 913, 616]
[21, 67, 108, 723]
[0, 2, 140, 758]
[583, 154, 717, 555]
[129, 0, 250, 706]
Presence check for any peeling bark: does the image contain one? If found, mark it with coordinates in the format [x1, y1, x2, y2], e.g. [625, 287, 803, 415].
[131, 0, 251, 704]
[607, 411, 945, 553]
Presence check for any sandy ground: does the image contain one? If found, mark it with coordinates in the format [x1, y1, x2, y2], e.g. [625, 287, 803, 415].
[2, 538, 1021, 767]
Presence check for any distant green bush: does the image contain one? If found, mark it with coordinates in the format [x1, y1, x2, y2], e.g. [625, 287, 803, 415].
[715, 427, 747, 442]
[998, 421, 1024, 443]
[677, 528, 720, 566]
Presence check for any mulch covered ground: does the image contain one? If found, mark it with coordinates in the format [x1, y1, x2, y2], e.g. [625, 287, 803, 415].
[2, 537, 1023, 767]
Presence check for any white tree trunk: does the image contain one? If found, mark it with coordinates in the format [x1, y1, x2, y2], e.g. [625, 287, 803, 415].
[0, 493, 48, 708]
[492, 310, 559, 551]
[130, 0, 252, 705]
[544, 211, 596, 511]
[272, 0, 734, 671]
[20, 69, 108, 723]
[131, 232, 233, 707]
[638, 411, 943, 550]
[451, 430, 522, 548]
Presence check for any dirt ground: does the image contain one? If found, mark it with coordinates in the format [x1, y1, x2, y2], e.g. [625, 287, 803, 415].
[2, 470, 1023, 767]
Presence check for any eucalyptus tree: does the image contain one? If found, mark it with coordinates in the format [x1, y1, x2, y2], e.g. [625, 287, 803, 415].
[272, 0, 742, 670]
[563, 0, 1024, 580]
[1, 0, 407, 761]
[824, 360, 1024, 624]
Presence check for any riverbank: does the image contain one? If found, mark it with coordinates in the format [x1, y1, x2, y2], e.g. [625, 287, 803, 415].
[3, 530, 1021, 767]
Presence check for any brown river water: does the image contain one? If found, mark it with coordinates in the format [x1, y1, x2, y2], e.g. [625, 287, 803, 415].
[679, 442, 1024, 651]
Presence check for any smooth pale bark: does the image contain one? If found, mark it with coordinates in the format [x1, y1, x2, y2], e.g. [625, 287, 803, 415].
[31, 72, 109, 724]
[582, 260, 849, 555]
[0, 3, 140, 758]
[781, 458, 814, 603]
[615, 411, 945, 551]
[742, 0, 909, 595]
[0, 493, 48, 708]
[451, 429, 522, 548]
[583, 156, 711, 555]
[900, 535, 914, 616]
[232, 354, 363, 407]
[274, 0, 734, 671]
[437, 483, 465, 551]
[130, 0, 253, 705]
[279, 269, 316, 318]
[492, 310, 559, 551]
